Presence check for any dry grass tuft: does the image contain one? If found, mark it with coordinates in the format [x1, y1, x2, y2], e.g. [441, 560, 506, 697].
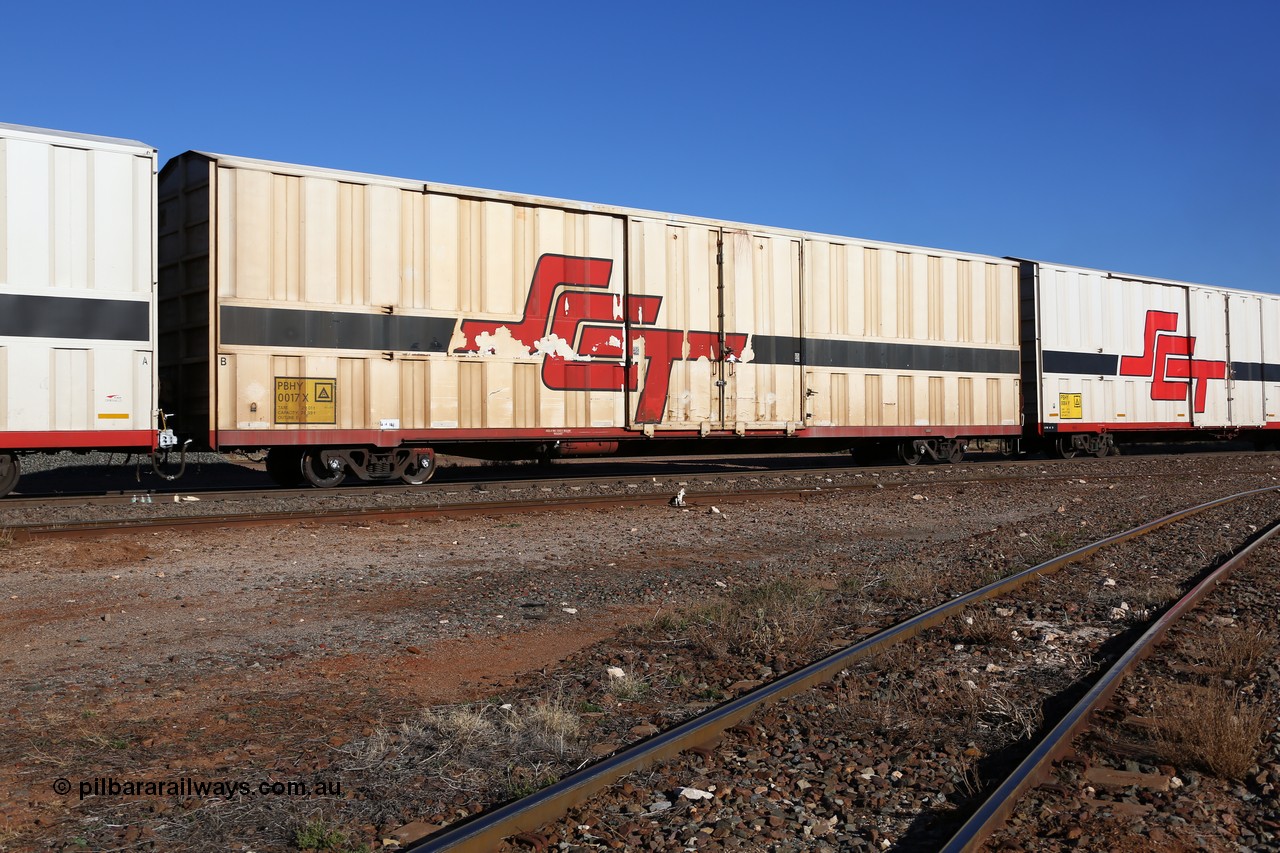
[292, 816, 359, 852]
[859, 560, 940, 603]
[982, 692, 1043, 741]
[605, 669, 650, 702]
[1124, 580, 1183, 611]
[1207, 626, 1278, 683]
[343, 694, 585, 803]
[647, 608, 689, 634]
[948, 607, 1012, 646]
[689, 577, 827, 659]
[1151, 684, 1272, 779]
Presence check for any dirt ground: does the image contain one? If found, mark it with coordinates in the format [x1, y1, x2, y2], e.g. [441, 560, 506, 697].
[0, 499, 819, 849]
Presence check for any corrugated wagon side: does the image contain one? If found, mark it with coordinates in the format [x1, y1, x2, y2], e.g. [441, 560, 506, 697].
[0, 122, 164, 496]
[157, 150, 1023, 487]
[801, 236, 1021, 463]
[1018, 259, 1280, 455]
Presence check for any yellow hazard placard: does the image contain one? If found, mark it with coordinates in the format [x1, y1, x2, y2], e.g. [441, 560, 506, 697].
[1059, 392, 1083, 420]
[274, 377, 337, 424]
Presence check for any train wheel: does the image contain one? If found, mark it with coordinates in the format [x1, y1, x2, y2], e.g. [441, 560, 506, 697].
[302, 451, 346, 488]
[0, 453, 19, 497]
[401, 449, 437, 485]
[1054, 438, 1077, 459]
[264, 448, 304, 487]
[946, 442, 966, 464]
[898, 441, 923, 466]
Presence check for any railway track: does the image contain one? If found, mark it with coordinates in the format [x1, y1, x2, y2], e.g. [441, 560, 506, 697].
[4, 451, 1273, 541]
[394, 486, 1280, 851]
[2, 446, 1268, 507]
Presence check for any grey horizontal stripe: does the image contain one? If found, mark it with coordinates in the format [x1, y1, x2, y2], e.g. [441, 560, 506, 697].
[1042, 351, 1119, 376]
[1230, 361, 1280, 383]
[748, 335, 802, 366]
[752, 335, 1019, 375]
[0, 293, 149, 342]
[220, 306, 457, 352]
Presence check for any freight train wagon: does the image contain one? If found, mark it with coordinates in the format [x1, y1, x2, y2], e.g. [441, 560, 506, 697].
[157, 151, 1022, 486]
[1018, 259, 1280, 456]
[0, 122, 173, 498]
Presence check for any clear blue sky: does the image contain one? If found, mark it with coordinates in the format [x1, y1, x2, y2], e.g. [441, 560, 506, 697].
[5, 1, 1277, 292]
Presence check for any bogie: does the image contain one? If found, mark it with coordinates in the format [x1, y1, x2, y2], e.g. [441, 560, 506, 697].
[0, 453, 20, 498]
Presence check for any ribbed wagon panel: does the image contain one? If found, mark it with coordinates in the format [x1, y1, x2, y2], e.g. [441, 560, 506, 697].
[0, 123, 157, 449]
[160, 149, 1024, 453]
[1025, 260, 1274, 435]
[164, 152, 634, 443]
[802, 238, 1019, 434]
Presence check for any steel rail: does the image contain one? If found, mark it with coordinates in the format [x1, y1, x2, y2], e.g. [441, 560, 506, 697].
[3, 446, 1253, 508]
[4, 487, 823, 541]
[402, 485, 1280, 852]
[5, 461, 1254, 540]
[939, 504, 1280, 852]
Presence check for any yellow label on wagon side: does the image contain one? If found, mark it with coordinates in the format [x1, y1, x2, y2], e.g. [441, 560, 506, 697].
[274, 377, 336, 424]
[1059, 392, 1083, 420]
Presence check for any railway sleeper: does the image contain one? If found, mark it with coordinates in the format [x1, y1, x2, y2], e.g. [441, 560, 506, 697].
[897, 438, 967, 466]
[268, 446, 436, 488]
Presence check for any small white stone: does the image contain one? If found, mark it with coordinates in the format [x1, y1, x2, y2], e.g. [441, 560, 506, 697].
[563, 607, 578, 615]
[606, 666, 626, 680]
[1102, 578, 1117, 587]
[995, 607, 1014, 617]
[709, 506, 721, 514]
[890, 770, 903, 781]
[912, 494, 925, 501]
[1170, 776, 1183, 789]
[714, 580, 728, 588]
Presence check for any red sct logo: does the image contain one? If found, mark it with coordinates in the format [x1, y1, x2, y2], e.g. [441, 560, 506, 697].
[454, 254, 745, 424]
[1118, 310, 1226, 413]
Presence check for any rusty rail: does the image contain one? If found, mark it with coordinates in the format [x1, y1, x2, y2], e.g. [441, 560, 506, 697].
[939, 508, 1280, 852]
[402, 486, 1280, 851]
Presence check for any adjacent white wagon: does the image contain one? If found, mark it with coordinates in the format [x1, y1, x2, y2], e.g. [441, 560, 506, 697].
[1018, 259, 1280, 456]
[0, 123, 165, 496]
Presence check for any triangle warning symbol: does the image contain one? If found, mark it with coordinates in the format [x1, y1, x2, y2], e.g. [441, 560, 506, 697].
[315, 384, 333, 403]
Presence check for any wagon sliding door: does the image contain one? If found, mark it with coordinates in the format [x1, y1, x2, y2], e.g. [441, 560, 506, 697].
[718, 229, 803, 431]
[1187, 288, 1232, 429]
[625, 219, 802, 432]
[1225, 293, 1265, 428]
